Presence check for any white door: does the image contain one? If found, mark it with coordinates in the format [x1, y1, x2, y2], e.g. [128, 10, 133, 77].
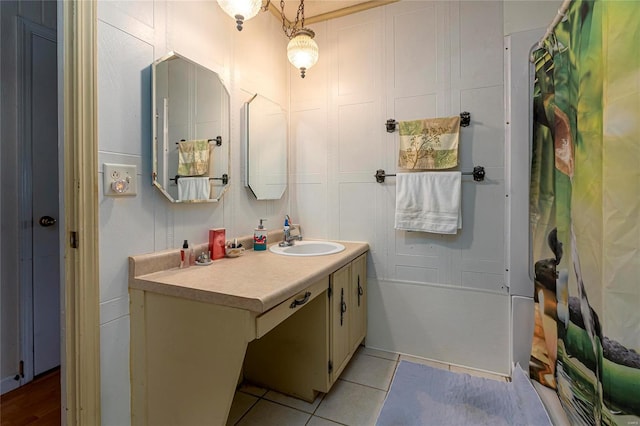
[27, 25, 60, 376]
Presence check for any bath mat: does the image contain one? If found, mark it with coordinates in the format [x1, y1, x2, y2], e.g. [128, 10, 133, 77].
[376, 361, 552, 426]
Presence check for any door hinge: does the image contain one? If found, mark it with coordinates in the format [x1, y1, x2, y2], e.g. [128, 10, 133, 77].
[70, 231, 78, 248]
[327, 286, 332, 299]
[19, 360, 24, 378]
[328, 360, 333, 374]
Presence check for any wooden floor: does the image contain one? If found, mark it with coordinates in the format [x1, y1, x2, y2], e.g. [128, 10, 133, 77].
[0, 369, 60, 426]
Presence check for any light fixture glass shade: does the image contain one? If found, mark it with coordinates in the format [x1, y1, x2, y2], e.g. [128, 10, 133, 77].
[287, 29, 319, 78]
[217, 0, 262, 31]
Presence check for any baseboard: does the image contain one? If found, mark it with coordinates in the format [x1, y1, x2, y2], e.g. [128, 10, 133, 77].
[1, 374, 22, 395]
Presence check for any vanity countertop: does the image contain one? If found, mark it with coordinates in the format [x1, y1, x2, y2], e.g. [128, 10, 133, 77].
[129, 241, 369, 313]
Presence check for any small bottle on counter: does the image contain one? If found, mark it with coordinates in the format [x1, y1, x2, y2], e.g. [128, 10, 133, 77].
[254, 219, 267, 251]
[180, 240, 190, 268]
[189, 242, 196, 266]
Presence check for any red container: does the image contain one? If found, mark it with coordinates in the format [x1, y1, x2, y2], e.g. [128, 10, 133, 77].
[209, 228, 226, 260]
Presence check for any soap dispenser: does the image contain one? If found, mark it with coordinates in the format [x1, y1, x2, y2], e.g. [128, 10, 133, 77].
[181, 240, 191, 268]
[254, 219, 267, 251]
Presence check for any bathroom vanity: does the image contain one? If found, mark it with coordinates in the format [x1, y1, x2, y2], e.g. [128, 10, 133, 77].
[129, 239, 368, 425]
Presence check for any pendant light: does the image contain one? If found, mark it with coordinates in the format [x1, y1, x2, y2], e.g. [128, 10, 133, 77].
[216, 0, 263, 31]
[287, 28, 318, 78]
[217, 0, 319, 78]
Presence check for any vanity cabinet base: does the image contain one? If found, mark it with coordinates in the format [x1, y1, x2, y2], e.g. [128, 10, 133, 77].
[243, 254, 368, 401]
[130, 290, 254, 426]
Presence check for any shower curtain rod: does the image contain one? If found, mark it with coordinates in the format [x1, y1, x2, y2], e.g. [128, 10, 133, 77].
[537, 0, 572, 49]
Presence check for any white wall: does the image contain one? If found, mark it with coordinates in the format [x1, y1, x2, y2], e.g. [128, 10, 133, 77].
[290, 1, 511, 375]
[504, 0, 560, 36]
[96, 1, 288, 423]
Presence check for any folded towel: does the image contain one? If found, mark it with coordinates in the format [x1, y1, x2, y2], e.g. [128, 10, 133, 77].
[177, 139, 210, 176]
[177, 177, 210, 201]
[394, 172, 462, 234]
[398, 116, 460, 170]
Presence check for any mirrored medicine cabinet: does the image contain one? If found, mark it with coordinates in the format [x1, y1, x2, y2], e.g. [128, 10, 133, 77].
[152, 51, 230, 203]
[243, 94, 288, 200]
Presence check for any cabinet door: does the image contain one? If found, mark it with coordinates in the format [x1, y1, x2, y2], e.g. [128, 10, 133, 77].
[330, 263, 351, 382]
[349, 254, 367, 351]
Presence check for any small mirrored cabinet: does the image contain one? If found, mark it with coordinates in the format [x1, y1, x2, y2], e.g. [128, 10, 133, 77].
[243, 94, 288, 200]
[152, 52, 231, 203]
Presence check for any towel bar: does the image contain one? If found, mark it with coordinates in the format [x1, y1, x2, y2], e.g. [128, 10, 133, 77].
[374, 166, 485, 183]
[175, 136, 223, 146]
[385, 112, 471, 133]
[170, 174, 229, 185]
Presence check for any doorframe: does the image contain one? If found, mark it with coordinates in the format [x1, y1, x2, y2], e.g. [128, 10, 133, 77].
[17, 16, 58, 387]
[61, 0, 101, 424]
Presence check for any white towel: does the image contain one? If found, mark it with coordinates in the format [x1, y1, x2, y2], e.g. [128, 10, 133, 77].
[177, 177, 210, 201]
[394, 172, 462, 234]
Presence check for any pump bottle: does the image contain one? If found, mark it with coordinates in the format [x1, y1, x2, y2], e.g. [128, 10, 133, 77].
[254, 219, 267, 251]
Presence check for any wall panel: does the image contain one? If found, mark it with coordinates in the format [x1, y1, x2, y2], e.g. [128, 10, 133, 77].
[367, 278, 510, 375]
[390, 3, 439, 96]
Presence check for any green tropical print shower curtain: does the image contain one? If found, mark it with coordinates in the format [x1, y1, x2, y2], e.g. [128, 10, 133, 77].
[529, 0, 640, 425]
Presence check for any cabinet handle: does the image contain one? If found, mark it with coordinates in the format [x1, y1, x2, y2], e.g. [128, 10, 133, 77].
[340, 288, 347, 326]
[357, 276, 363, 307]
[290, 291, 311, 309]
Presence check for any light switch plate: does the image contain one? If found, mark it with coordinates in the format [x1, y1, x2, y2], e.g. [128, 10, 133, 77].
[103, 163, 137, 196]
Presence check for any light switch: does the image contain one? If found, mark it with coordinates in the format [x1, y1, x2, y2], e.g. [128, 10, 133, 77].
[103, 163, 137, 196]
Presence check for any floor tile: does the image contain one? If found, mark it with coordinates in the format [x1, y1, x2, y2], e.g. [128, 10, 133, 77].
[358, 345, 399, 361]
[315, 380, 386, 426]
[236, 399, 311, 426]
[340, 353, 397, 391]
[307, 416, 345, 426]
[238, 382, 268, 397]
[263, 390, 323, 414]
[450, 364, 508, 382]
[399, 354, 449, 371]
[226, 392, 258, 425]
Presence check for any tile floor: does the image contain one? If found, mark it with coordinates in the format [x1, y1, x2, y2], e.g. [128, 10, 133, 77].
[227, 346, 508, 426]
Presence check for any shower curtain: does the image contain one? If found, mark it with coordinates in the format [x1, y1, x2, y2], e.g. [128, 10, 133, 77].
[529, 0, 640, 425]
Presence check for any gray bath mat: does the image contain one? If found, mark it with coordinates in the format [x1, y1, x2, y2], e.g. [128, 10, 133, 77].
[376, 361, 552, 426]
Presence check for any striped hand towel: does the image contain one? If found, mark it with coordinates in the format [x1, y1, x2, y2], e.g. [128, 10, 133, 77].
[177, 139, 210, 176]
[398, 116, 460, 170]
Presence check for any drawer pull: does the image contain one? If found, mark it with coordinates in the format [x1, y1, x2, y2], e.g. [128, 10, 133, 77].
[290, 291, 311, 309]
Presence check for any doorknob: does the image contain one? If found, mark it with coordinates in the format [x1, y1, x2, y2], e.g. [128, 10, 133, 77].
[39, 216, 57, 227]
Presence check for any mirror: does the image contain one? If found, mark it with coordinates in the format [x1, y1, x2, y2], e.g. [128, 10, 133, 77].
[243, 94, 287, 200]
[152, 52, 230, 203]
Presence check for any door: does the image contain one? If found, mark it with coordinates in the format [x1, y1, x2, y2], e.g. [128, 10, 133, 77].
[23, 21, 60, 376]
[330, 264, 351, 382]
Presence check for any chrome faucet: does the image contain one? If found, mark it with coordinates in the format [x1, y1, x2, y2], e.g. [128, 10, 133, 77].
[279, 215, 302, 247]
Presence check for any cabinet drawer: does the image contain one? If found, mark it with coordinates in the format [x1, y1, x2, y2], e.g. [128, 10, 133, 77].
[255, 277, 328, 339]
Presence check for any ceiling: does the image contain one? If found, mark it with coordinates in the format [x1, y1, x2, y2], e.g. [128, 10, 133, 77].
[275, 0, 397, 24]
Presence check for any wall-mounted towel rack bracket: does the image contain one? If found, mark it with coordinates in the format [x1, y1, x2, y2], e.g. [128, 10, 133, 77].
[374, 166, 485, 183]
[385, 112, 471, 133]
[175, 136, 223, 146]
[171, 174, 229, 185]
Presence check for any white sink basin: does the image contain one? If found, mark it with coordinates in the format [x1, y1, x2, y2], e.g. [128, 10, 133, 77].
[269, 240, 345, 257]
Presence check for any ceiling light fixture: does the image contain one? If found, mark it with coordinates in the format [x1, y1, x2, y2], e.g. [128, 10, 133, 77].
[217, 0, 319, 78]
[216, 0, 263, 31]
